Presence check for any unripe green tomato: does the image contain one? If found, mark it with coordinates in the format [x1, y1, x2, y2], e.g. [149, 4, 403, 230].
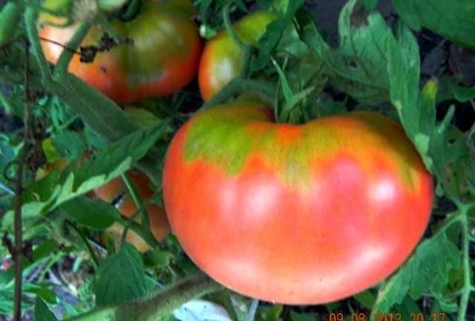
[198, 11, 277, 102]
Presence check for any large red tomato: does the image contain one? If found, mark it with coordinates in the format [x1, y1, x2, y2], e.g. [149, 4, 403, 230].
[162, 100, 433, 304]
[38, 0, 202, 103]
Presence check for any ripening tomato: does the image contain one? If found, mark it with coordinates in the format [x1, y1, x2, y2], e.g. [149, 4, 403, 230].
[162, 100, 433, 304]
[38, 0, 202, 103]
[94, 170, 170, 252]
[198, 11, 276, 102]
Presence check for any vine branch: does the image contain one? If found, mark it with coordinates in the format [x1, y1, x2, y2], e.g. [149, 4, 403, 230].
[65, 272, 223, 321]
[13, 37, 32, 321]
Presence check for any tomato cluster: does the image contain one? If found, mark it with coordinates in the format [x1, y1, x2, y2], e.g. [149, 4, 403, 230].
[38, 1, 434, 305]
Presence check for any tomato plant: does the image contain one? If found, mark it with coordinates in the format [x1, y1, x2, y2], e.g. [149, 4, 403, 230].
[198, 11, 276, 102]
[94, 170, 170, 252]
[162, 100, 434, 304]
[38, 0, 203, 103]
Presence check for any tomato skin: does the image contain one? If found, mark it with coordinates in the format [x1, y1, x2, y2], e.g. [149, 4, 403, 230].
[94, 170, 170, 252]
[162, 101, 433, 304]
[198, 11, 276, 102]
[39, 0, 202, 103]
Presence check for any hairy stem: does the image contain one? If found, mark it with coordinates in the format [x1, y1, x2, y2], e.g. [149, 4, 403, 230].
[65, 272, 222, 321]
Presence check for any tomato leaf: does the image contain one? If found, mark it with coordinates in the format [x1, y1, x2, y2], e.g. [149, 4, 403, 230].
[438, 76, 475, 103]
[1, 122, 168, 231]
[251, 0, 305, 72]
[372, 233, 461, 313]
[95, 243, 147, 306]
[392, 0, 475, 49]
[258, 304, 283, 321]
[388, 25, 470, 179]
[307, 0, 393, 104]
[143, 248, 175, 269]
[51, 130, 86, 161]
[52, 75, 138, 142]
[387, 21, 421, 138]
[34, 298, 58, 321]
[290, 311, 317, 321]
[60, 196, 119, 230]
[362, 0, 379, 10]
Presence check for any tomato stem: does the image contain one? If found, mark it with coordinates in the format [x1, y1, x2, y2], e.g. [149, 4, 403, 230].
[64, 272, 223, 321]
[25, 6, 52, 82]
[277, 85, 316, 123]
[53, 20, 93, 79]
[222, 1, 246, 51]
[116, 0, 142, 21]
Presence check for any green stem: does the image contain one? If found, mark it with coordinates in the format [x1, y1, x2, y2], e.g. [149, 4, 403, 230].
[121, 173, 150, 228]
[202, 78, 275, 110]
[54, 20, 93, 80]
[116, 0, 142, 21]
[65, 272, 223, 321]
[278, 85, 316, 123]
[25, 6, 52, 82]
[65, 221, 99, 267]
[119, 214, 159, 249]
[239, 45, 254, 79]
[222, 1, 246, 51]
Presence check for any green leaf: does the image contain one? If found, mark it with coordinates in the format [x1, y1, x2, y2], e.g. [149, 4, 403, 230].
[353, 290, 377, 310]
[362, 0, 379, 10]
[387, 21, 421, 138]
[372, 233, 461, 313]
[438, 76, 475, 103]
[252, 0, 305, 71]
[414, 133, 432, 170]
[0, 287, 32, 315]
[95, 243, 147, 306]
[258, 304, 283, 321]
[2, 122, 168, 231]
[290, 311, 317, 321]
[34, 298, 58, 321]
[60, 196, 119, 230]
[315, 0, 394, 104]
[143, 248, 175, 269]
[24, 284, 58, 304]
[392, 0, 475, 49]
[52, 131, 86, 161]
